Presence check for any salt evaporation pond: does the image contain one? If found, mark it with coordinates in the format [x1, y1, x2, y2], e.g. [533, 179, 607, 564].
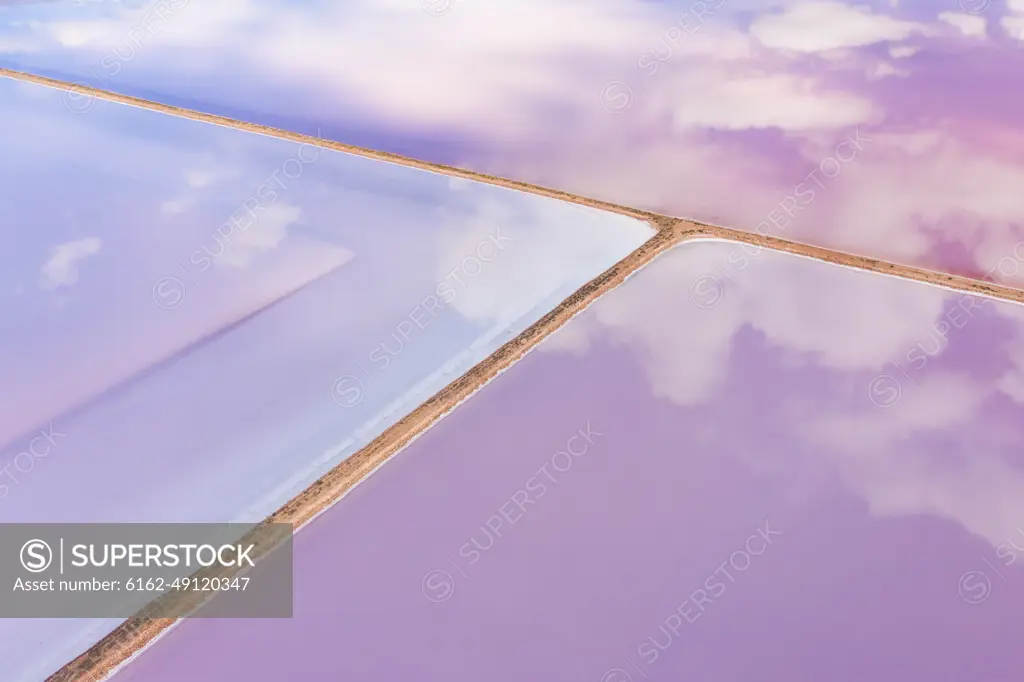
[0, 75, 652, 681]
[116, 240, 1024, 681]
[3, 1, 1024, 285]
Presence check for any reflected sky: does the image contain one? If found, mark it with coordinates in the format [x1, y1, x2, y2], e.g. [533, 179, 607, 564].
[2, 0, 1024, 286]
[117, 239, 1024, 682]
[0, 76, 652, 681]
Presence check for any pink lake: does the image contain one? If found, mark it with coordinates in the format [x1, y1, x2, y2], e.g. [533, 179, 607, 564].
[3, 1, 1024, 287]
[115, 240, 1024, 682]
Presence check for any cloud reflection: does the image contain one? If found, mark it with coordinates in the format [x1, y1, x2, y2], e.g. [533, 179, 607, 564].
[2, 0, 1023, 285]
[0, 74, 652, 682]
[544, 239, 1024, 550]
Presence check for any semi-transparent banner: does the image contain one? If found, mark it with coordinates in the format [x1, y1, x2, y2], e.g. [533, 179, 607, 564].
[0, 523, 292, 618]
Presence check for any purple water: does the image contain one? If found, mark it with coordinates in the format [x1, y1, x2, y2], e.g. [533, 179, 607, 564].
[116, 240, 1024, 681]
[0, 74, 652, 681]
[3, 1, 1024, 286]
